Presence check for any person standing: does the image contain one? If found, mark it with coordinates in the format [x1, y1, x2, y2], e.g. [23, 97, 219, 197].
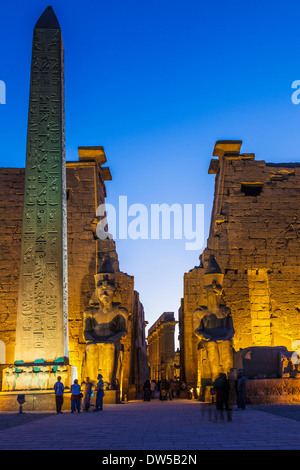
[94, 374, 104, 411]
[212, 373, 225, 412]
[54, 376, 64, 414]
[237, 369, 247, 409]
[150, 380, 156, 399]
[70, 379, 82, 413]
[222, 373, 230, 411]
[169, 380, 175, 400]
[143, 380, 151, 401]
[82, 377, 94, 412]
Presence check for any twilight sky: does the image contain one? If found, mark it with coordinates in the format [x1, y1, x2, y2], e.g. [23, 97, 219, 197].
[1, 0, 300, 342]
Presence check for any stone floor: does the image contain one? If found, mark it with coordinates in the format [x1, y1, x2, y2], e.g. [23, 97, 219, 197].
[0, 399, 300, 451]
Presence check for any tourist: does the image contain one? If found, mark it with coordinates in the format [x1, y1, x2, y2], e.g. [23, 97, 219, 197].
[222, 373, 230, 411]
[165, 380, 172, 400]
[54, 376, 64, 414]
[70, 379, 82, 413]
[150, 380, 156, 398]
[143, 380, 151, 401]
[212, 373, 230, 411]
[160, 380, 168, 400]
[160, 387, 167, 400]
[82, 377, 94, 412]
[237, 369, 247, 409]
[169, 380, 176, 399]
[94, 374, 105, 411]
[180, 380, 187, 398]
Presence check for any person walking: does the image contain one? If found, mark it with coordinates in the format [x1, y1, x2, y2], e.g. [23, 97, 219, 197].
[82, 377, 94, 412]
[94, 374, 104, 411]
[70, 379, 82, 413]
[212, 372, 232, 421]
[54, 376, 64, 414]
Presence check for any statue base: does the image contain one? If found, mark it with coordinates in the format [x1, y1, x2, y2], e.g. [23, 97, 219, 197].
[246, 378, 300, 404]
[1, 362, 76, 392]
[0, 389, 120, 412]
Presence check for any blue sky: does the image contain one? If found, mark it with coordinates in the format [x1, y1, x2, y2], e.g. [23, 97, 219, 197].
[1, 0, 300, 342]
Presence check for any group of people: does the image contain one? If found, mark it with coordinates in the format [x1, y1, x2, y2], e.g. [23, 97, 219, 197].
[54, 370, 247, 413]
[212, 369, 247, 413]
[53, 374, 105, 414]
[143, 379, 189, 401]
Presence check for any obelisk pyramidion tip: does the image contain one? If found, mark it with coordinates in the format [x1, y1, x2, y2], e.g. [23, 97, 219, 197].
[35, 6, 61, 30]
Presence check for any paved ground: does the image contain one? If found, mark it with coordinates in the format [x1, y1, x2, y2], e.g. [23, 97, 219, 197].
[0, 400, 299, 451]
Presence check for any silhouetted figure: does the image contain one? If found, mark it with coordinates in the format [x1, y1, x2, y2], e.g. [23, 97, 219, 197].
[213, 373, 232, 421]
[143, 380, 151, 401]
[236, 369, 247, 409]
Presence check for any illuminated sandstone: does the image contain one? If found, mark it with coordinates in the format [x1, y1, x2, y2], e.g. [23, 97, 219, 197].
[180, 140, 300, 396]
[193, 255, 234, 398]
[147, 312, 178, 381]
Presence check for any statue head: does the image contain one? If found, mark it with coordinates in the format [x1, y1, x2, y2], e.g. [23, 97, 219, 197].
[204, 255, 224, 288]
[94, 277, 116, 307]
[203, 255, 228, 316]
[94, 256, 116, 307]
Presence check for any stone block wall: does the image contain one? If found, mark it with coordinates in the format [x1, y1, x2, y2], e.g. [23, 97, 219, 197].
[148, 312, 177, 381]
[181, 141, 300, 388]
[0, 160, 108, 368]
[0, 169, 24, 363]
[0, 156, 149, 395]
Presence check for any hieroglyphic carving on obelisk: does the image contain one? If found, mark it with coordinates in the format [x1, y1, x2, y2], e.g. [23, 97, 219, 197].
[15, 7, 68, 363]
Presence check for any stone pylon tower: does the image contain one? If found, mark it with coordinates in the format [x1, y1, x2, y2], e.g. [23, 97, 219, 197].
[14, 7, 68, 364]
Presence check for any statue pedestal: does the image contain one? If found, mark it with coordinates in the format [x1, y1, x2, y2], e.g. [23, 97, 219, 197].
[102, 390, 120, 404]
[2, 363, 76, 392]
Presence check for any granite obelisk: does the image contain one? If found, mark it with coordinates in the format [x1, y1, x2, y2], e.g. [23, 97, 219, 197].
[14, 7, 68, 364]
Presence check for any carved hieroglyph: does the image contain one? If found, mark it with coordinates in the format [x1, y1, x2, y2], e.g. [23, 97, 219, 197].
[14, 8, 68, 363]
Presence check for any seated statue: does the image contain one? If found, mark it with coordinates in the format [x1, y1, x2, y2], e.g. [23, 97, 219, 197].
[82, 258, 128, 389]
[193, 255, 234, 388]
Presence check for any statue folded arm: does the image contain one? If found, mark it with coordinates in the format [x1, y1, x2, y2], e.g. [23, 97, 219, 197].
[83, 306, 128, 343]
[83, 313, 98, 342]
[108, 309, 128, 341]
[193, 307, 213, 341]
[223, 315, 235, 341]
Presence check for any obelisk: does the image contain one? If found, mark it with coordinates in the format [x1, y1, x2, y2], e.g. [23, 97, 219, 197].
[14, 7, 68, 364]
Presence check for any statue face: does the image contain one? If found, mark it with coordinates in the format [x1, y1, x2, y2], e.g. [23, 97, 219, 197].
[204, 280, 225, 315]
[96, 281, 115, 306]
[205, 281, 222, 301]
